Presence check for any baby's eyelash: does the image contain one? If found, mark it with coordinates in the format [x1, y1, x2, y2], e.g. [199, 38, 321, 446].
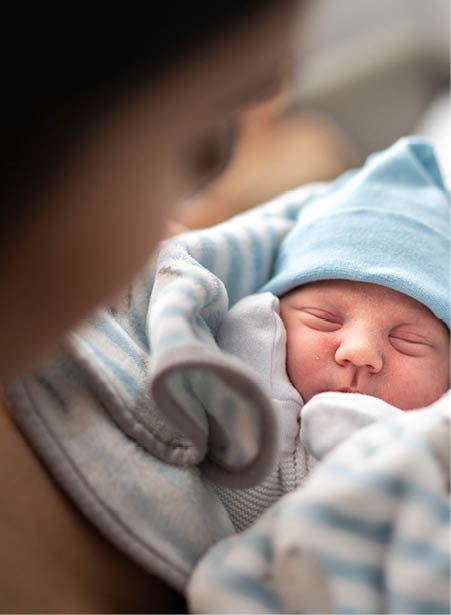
[304, 308, 340, 323]
[299, 308, 342, 331]
[389, 335, 432, 356]
[389, 334, 431, 346]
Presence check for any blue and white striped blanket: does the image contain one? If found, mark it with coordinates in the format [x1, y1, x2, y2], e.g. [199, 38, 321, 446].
[188, 394, 450, 614]
[6, 183, 325, 592]
[7, 180, 450, 610]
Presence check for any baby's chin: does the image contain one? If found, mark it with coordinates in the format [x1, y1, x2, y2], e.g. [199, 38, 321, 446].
[305, 387, 366, 401]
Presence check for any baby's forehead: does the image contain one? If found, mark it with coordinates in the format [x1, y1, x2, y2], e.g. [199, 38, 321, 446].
[284, 279, 407, 301]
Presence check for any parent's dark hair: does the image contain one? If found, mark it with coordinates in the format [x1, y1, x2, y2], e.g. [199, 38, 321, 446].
[2, 3, 279, 226]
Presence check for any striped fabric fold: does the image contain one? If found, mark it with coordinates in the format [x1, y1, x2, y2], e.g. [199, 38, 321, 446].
[188, 393, 451, 613]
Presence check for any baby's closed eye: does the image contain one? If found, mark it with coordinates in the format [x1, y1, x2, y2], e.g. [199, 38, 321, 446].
[300, 308, 342, 332]
[389, 331, 433, 356]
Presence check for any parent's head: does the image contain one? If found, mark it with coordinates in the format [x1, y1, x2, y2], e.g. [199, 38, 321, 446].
[1, 2, 302, 380]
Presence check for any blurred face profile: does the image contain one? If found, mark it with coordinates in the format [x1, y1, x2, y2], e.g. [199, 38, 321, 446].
[0, 3, 300, 380]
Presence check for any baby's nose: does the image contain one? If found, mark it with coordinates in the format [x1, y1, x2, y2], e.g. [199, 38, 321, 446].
[335, 330, 383, 373]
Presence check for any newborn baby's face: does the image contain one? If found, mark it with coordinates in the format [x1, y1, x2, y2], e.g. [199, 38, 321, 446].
[279, 280, 450, 410]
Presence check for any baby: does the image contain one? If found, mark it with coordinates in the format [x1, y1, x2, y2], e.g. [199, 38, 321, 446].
[215, 137, 450, 529]
[279, 279, 449, 411]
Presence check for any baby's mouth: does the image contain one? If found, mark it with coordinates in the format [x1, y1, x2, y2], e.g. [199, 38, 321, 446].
[333, 387, 361, 394]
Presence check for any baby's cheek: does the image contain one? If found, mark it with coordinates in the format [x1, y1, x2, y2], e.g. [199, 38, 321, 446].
[311, 335, 335, 357]
[424, 358, 451, 402]
[286, 331, 329, 400]
[386, 356, 449, 410]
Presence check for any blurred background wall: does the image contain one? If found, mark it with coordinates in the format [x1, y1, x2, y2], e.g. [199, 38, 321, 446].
[293, 0, 449, 167]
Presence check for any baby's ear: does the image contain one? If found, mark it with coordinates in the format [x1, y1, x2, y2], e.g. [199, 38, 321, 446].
[300, 392, 401, 459]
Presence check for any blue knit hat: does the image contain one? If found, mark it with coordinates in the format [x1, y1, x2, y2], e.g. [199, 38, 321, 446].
[261, 137, 450, 328]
